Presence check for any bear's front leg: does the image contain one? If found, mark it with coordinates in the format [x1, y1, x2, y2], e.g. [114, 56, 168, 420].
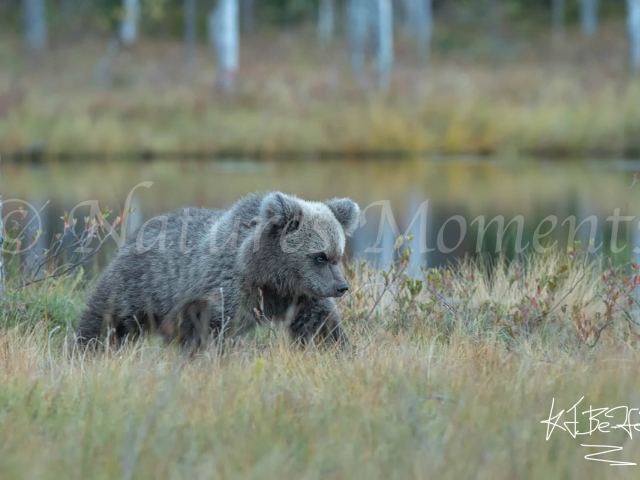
[289, 298, 350, 350]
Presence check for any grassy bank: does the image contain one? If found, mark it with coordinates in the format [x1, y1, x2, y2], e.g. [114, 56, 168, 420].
[3, 21, 640, 157]
[2, 246, 640, 478]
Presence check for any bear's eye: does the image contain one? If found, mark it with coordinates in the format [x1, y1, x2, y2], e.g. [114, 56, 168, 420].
[314, 253, 328, 265]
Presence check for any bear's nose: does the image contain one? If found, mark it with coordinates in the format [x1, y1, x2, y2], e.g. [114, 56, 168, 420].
[336, 284, 349, 296]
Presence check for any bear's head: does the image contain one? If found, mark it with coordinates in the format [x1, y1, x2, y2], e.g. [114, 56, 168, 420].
[243, 192, 360, 299]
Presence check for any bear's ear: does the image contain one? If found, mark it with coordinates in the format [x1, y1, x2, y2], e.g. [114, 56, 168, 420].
[325, 198, 361, 236]
[260, 192, 304, 233]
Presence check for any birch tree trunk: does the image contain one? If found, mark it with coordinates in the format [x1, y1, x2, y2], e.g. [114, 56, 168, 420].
[552, 0, 565, 39]
[209, 0, 239, 93]
[580, 0, 598, 36]
[376, 0, 393, 90]
[628, 0, 640, 70]
[415, 0, 432, 59]
[368, 0, 380, 56]
[485, 0, 503, 51]
[120, 0, 140, 45]
[184, 0, 197, 71]
[401, 0, 432, 59]
[23, 0, 47, 51]
[318, 0, 334, 46]
[348, 0, 368, 79]
[401, 0, 414, 37]
[94, 34, 120, 88]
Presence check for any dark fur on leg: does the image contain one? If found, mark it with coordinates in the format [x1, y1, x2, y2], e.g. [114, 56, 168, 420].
[289, 298, 350, 350]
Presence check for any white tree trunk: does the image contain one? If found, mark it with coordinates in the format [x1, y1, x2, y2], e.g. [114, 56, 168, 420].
[120, 0, 140, 45]
[348, 0, 369, 79]
[377, 0, 393, 90]
[401, 0, 413, 37]
[184, 0, 197, 71]
[368, 0, 380, 55]
[415, 0, 432, 59]
[94, 35, 120, 88]
[628, 0, 640, 70]
[552, 0, 565, 39]
[318, 0, 334, 46]
[209, 0, 239, 93]
[401, 0, 432, 59]
[580, 0, 598, 36]
[23, 0, 47, 51]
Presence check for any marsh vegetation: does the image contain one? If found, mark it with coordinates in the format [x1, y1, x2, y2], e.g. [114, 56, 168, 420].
[2, 237, 640, 478]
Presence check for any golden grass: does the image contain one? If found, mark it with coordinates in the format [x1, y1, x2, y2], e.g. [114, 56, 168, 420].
[2, 249, 640, 478]
[3, 21, 640, 156]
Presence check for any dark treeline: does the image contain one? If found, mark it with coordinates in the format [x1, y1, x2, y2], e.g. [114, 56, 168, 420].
[0, 1, 631, 38]
[4, 1, 638, 84]
[2, 0, 640, 93]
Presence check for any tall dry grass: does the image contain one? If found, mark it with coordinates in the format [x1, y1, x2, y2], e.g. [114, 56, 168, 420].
[2, 247, 640, 478]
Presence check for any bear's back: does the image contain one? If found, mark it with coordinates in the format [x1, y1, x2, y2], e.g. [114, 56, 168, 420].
[123, 207, 223, 249]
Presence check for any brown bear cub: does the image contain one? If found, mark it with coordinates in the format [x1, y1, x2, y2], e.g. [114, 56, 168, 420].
[76, 192, 360, 349]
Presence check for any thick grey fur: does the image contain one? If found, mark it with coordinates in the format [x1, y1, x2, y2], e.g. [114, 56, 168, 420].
[76, 192, 360, 349]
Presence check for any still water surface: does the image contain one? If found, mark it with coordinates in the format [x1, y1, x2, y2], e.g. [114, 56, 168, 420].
[4, 156, 640, 275]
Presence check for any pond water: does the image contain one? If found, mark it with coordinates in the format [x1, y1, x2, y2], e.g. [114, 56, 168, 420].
[4, 156, 640, 276]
